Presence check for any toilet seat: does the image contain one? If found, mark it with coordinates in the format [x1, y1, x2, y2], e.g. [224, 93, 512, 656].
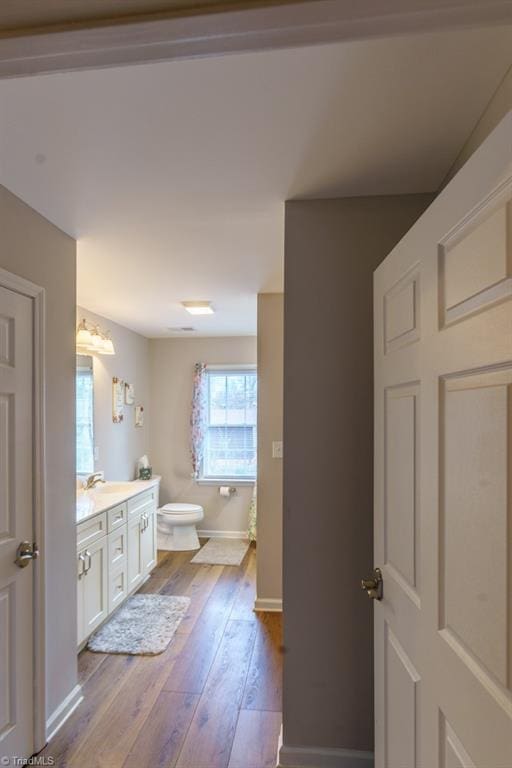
[161, 503, 203, 514]
[159, 503, 204, 524]
[157, 502, 204, 551]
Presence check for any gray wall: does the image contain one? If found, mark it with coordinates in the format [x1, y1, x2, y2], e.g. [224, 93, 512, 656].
[256, 293, 283, 604]
[149, 336, 257, 533]
[282, 194, 433, 755]
[0, 185, 77, 721]
[77, 306, 151, 481]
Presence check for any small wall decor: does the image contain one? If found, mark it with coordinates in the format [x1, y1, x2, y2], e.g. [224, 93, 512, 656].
[112, 377, 124, 423]
[124, 382, 135, 405]
[135, 405, 144, 427]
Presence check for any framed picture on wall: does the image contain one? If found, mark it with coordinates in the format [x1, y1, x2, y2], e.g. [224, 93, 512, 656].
[112, 377, 124, 422]
[125, 382, 135, 405]
[135, 405, 144, 427]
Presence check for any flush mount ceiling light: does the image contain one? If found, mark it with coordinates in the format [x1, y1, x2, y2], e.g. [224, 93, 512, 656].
[182, 301, 214, 315]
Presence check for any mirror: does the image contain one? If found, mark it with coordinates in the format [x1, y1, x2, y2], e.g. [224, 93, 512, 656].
[76, 355, 94, 475]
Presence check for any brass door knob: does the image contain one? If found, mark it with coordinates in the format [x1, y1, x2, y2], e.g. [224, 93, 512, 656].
[15, 541, 39, 568]
[361, 567, 383, 600]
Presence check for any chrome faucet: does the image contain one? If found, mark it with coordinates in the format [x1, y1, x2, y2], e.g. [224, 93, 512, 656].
[83, 473, 106, 491]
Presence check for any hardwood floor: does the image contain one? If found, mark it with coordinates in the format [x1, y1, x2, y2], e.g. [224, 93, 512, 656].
[40, 543, 282, 768]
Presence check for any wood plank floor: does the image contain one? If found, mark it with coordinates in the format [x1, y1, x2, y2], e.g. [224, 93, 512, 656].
[39, 543, 282, 768]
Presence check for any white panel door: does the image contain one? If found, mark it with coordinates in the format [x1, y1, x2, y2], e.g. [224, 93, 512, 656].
[373, 112, 512, 767]
[0, 285, 34, 760]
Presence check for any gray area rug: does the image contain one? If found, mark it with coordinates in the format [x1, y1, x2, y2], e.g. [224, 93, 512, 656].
[191, 538, 249, 566]
[88, 594, 190, 655]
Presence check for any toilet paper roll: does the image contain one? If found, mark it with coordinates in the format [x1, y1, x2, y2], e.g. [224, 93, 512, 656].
[219, 486, 233, 497]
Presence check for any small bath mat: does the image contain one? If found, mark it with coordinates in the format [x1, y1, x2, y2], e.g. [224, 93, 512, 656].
[87, 594, 190, 655]
[191, 538, 249, 566]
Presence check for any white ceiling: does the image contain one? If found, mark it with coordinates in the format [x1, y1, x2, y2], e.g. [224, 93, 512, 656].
[0, 26, 511, 337]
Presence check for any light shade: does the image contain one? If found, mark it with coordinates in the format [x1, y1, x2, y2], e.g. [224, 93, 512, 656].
[76, 319, 95, 351]
[182, 301, 214, 315]
[102, 333, 116, 355]
[90, 327, 106, 351]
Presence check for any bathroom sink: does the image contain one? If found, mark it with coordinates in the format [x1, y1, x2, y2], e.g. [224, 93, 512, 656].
[92, 482, 135, 495]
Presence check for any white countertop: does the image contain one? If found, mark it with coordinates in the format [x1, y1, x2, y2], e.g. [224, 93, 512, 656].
[76, 476, 161, 524]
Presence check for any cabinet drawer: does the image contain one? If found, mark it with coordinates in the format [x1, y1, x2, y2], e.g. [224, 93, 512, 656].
[109, 562, 128, 612]
[128, 489, 156, 517]
[77, 512, 107, 550]
[108, 526, 127, 569]
[108, 502, 127, 532]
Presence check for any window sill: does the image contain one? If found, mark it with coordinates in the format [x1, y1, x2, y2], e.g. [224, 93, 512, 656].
[196, 478, 256, 487]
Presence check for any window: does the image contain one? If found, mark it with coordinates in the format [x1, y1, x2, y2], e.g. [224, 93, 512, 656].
[76, 356, 94, 475]
[202, 368, 257, 480]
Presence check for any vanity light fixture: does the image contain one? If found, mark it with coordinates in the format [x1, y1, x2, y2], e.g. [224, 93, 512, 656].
[102, 332, 115, 355]
[76, 319, 116, 356]
[182, 301, 214, 315]
[76, 318, 95, 351]
[90, 326, 106, 352]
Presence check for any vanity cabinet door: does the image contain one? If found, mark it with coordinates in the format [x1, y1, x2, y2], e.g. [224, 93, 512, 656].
[141, 510, 157, 576]
[82, 536, 108, 638]
[77, 552, 86, 646]
[127, 514, 144, 592]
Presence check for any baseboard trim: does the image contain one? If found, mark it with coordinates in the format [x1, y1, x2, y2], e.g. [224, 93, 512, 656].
[254, 597, 282, 612]
[278, 744, 374, 768]
[197, 529, 248, 540]
[46, 684, 83, 742]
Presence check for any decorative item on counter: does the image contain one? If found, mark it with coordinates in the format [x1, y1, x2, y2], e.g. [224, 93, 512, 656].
[124, 382, 135, 405]
[112, 377, 124, 423]
[135, 404, 144, 427]
[138, 454, 152, 480]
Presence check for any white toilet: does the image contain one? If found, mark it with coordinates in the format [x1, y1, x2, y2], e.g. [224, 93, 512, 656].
[157, 503, 204, 551]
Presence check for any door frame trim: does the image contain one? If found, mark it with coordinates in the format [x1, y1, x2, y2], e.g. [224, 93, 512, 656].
[0, 267, 46, 753]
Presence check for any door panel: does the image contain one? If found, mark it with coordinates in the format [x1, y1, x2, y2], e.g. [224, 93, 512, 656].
[0, 393, 14, 540]
[0, 584, 14, 739]
[443, 204, 510, 310]
[83, 538, 108, 636]
[383, 266, 420, 354]
[127, 514, 143, 591]
[374, 113, 512, 768]
[77, 555, 85, 646]
[385, 624, 419, 768]
[440, 716, 476, 768]
[384, 383, 419, 593]
[441, 370, 510, 688]
[0, 285, 33, 759]
[142, 510, 156, 576]
[109, 563, 127, 612]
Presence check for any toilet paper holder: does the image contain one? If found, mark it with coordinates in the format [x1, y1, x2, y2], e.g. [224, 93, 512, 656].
[219, 486, 237, 497]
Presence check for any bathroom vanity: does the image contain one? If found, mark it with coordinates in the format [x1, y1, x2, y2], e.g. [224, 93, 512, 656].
[75, 477, 160, 647]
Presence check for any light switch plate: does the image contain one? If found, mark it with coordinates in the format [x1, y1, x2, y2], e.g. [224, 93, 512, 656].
[272, 441, 283, 459]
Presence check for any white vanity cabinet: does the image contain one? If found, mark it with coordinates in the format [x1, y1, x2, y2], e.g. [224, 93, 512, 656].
[127, 488, 158, 591]
[141, 503, 157, 575]
[76, 482, 159, 648]
[77, 515, 109, 646]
